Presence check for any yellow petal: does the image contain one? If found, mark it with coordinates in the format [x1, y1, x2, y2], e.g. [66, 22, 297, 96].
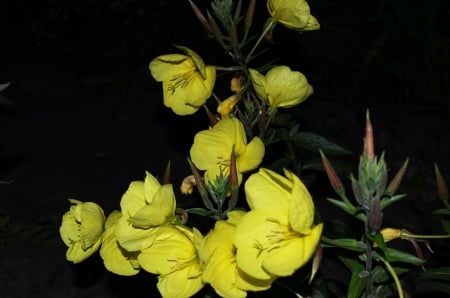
[249, 68, 268, 101]
[59, 211, 80, 247]
[234, 210, 287, 280]
[100, 211, 140, 276]
[262, 223, 323, 276]
[244, 168, 291, 213]
[286, 168, 315, 234]
[115, 215, 159, 252]
[119, 181, 146, 215]
[265, 65, 313, 108]
[237, 136, 265, 173]
[143, 171, 162, 204]
[132, 184, 176, 228]
[267, 0, 314, 31]
[138, 226, 197, 275]
[66, 238, 102, 264]
[175, 45, 207, 79]
[80, 201, 105, 249]
[149, 54, 192, 82]
[156, 263, 204, 298]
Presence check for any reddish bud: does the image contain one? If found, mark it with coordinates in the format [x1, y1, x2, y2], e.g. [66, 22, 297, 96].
[162, 160, 171, 185]
[227, 145, 239, 210]
[364, 110, 375, 161]
[385, 158, 409, 196]
[320, 150, 345, 196]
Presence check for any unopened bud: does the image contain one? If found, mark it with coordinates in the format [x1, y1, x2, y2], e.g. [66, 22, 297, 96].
[180, 175, 196, 195]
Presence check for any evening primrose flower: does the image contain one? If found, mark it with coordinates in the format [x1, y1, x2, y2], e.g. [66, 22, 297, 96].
[233, 168, 323, 280]
[59, 199, 105, 263]
[190, 117, 265, 185]
[149, 45, 216, 115]
[138, 225, 204, 298]
[249, 66, 313, 108]
[115, 171, 177, 252]
[200, 210, 276, 298]
[267, 0, 320, 31]
[100, 210, 140, 276]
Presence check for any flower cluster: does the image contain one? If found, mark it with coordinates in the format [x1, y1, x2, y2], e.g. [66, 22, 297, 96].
[60, 0, 325, 297]
[60, 165, 322, 297]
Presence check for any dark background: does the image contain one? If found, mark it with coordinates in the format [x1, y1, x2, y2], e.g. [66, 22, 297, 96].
[1, 0, 449, 297]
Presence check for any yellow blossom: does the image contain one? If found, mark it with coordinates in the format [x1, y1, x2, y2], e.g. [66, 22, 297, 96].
[199, 210, 276, 298]
[249, 65, 313, 108]
[190, 117, 265, 185]
[149, 46, 216, 115]
[115, 171, 176, 252]
[59, 199, 105, 263]
[99, 210, 140, 276]
[267, 0, 320, 31]
[138, 225, 204, 298]
[233, 168, 323, 280]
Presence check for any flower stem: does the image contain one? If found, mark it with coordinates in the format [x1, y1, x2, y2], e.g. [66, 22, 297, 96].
[245, 18, 277, 64]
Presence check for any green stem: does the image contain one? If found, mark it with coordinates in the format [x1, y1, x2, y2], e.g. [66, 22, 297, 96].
[245, 18, 277, 64]
[375, 253, 404, 298]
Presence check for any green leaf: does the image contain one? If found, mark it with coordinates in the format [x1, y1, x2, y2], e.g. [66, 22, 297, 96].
[327, 198, 362, 219]
[290, 132, 352, 155]
[302, 158, 354, 176]
[185, 208, 216, 217]
[417, 267, 450, 281]
[322, 237, 366, 252]
[380, 194, 407, 209]
[432, 208, 450, 216]
[384, 247, 424, 266]
[339, 257, 366, 298]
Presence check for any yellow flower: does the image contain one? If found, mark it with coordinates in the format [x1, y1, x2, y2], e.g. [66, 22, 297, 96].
[59, 199, 105, 263]
[249, 66, 313, 108]
[138, 225, 204, 298]
[233, 168, 323, 280]
[149, 46, 216, 115]
[99, 210, 140, 276]
[267, 0, 320, 31]
[115, 171, 176, 252]
[200, 210, 276, 298]
[190, 117, 265, 185]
